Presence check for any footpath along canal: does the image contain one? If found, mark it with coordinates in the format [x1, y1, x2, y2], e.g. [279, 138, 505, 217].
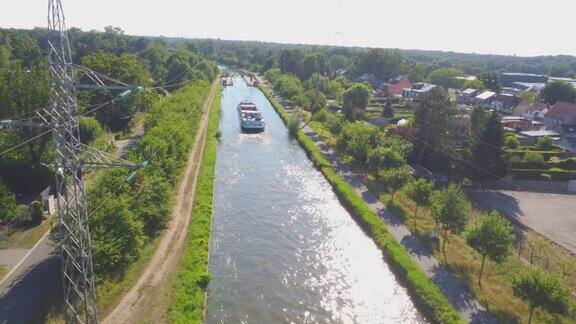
[205, 75, 426, 323]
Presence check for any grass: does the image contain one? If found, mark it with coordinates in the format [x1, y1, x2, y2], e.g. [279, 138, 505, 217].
[261, 85, 464, 324]
[0, 266, 8, 281]
[306, 110, 576, 323]
[169, 88, 221, 323]
[0, 216, 54, 249]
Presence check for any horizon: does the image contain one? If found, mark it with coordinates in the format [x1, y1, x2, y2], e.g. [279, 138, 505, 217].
[1, 0, 575, 57]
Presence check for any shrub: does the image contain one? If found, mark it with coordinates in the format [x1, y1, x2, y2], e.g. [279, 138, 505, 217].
[0, 180, 17, 223]
[337, 122, 381, 162]
[367, 146, 405, 171]
[79, 116, 104, 144]
[504, 133, 519, 149]
[29, 200, 44, 224]
[287, 114, 301, 137]
[536, 136, 553, 151]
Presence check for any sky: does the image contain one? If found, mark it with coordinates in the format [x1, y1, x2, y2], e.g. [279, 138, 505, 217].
[1, 0, 575, 57]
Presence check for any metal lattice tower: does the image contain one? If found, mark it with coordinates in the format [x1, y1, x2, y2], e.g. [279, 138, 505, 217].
[48, 1, 98, 322]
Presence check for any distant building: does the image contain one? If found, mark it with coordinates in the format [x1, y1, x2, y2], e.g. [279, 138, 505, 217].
[502, 116, 532, 131]
[555, 137, 576, 155]
[553, 124, 576, 137]
[457, 88, 478, 105]
[402, 83, 436, 101]
[512, 100, 548, 120]
[518, 130, 560, 146]
[380, 75, 411, 97]
[499, 73, 549, 87]
[357, 73, 382, 89]
[543, 101, 576, 127]
[475, 91, 497, 108]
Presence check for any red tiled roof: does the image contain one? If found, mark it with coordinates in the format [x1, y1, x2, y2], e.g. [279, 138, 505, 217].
[545, 101, 576, 119]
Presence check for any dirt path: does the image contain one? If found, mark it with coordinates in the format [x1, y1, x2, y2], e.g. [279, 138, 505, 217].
[103, 80, 219, 324]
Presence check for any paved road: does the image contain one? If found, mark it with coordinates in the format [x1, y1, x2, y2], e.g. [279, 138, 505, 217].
[0, 232, 58, 323]
[469, 189, 576, 254]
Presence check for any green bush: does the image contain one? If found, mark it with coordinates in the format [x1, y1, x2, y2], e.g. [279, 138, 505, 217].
[337, 122, 381, 162]
[29, 200, 44, 224]
[79, 116, 104, 144]
[511, 169, 576, 181]
[287, 114, 301, 137]
[367, 146, 405, 171]
[524, 151, 545, 164]
[0, 180, 17, 223]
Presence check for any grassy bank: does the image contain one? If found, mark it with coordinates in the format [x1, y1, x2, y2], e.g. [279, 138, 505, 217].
[169, 87, 221, 323]
[260, 86, 463, 324]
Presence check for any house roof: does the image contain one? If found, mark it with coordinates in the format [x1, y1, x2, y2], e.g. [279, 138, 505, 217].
[556, 124, 576, 134]
[476, 91, 496, 100]
[555, 137, 576, 152]
[462, 88, 477, 95]
[545, 101, 576, 120]
[391, 75, 405, 84]
[519, 130, 559, 137]
[513, 100, 547, 116]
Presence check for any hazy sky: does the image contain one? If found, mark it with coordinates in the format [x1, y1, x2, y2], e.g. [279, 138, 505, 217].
[1, 0, 575, 57]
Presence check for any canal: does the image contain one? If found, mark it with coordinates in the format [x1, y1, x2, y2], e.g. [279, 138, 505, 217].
[206, 76, 425, 323]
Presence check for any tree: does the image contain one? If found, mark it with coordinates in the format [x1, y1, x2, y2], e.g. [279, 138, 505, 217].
[512, 269, 569, 324]
[367, 146, 405, 171]
[427, 67, 464, 89]
[382, 98, 394, 118]
[462, 79, 485, 91]
[379, 167, 412, 203]
[504, 133, 519, 149]
[305, 89, 327, 113]
[470, 106, 488, 139]
[470, 110, 507, 181]
[408, 62, 426, 83]
[403, 179, 434, 228]
[381, 135, 413, 159]
[356, 48, 403, 81]
[337, 122, 381, 162]
[342, 83, 371, 121]
[430, 183, 469, 255]
[29, 200, 44, 224]
[0, 180, 17, 223]
[519, 91, 537, 104]
[540, 80, 576, 104]
[477, 72, 501, 92]
[466, 211, 515, 285]
[414, 87, 458, 170]
[536, 136, 553, 150]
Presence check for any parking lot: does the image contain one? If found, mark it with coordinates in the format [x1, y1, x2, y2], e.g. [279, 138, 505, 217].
[469, 189, 576, 254]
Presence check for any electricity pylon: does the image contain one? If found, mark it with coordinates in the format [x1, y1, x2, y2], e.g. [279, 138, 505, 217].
[46, 1, 141, 322]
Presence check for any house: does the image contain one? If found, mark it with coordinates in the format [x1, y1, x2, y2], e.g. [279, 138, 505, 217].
[553, 124, 576, 137]
[502, 116, 532, 131]
[357, 73, 382, 89]
[380, 75, 411, 97]
[475, 91, 497, 108]
[543, 101, 576, 127]
[518, 130, 560, 146]
[512, 100, 548, 120]
[402, 83, 436, 100]
[555, 137, 576, 155]
[495, 93, 520, 112]
[457, 88, 478, 105]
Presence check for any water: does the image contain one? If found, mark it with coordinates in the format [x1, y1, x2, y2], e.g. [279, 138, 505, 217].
[206, 76, 425, 323]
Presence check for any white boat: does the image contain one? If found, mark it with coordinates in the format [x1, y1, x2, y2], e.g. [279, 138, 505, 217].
[237, 101, 265, 132]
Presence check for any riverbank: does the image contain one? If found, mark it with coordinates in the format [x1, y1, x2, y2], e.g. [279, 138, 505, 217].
[260, 86, 464, 323]
[169, 87, 221, 323]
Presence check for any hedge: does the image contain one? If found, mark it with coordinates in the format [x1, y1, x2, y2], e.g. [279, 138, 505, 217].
[510, 168, 576, 181]
[261, 86, 464, 324]
[170, 85, 221, 323]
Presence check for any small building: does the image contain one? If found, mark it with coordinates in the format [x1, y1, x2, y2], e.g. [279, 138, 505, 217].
[499, 73, 549, 87]
[502, 116, 532, 131]
[475, 91, 497, 108]
[380, 75, 412, 97]
[512, 100, 548, 120]
[518, 130, 560, 146]
[402, 83, 436, 101]
[457, 88, 478, 105]
[357, 73, 383, 89]
[543, 101, 576, 128]
[555, 137, 576, 155]
[553, 124, 576, 137]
